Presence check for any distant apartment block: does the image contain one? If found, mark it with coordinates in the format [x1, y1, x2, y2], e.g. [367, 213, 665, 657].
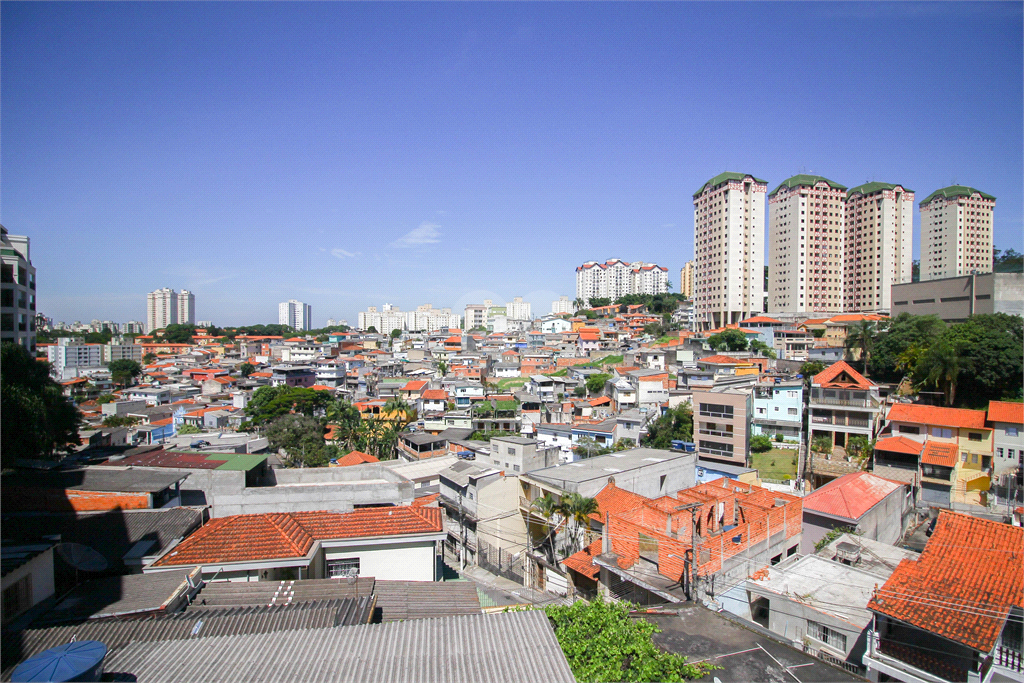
[146, 288, 178, 333]
[102, 343, 144, 364]
[358, 304, 405, 335]
[359, 303, 460, 333]
[920, 185, 995, 281]
[279, 299, 312, 331]
[692, 388, 752, 468]
[177, 290, 196, 325]
[768, 175, 847, 315]
[464, 304, 487, 330]
[47, 337, 103, 379]
[575, 259, 668, 303]
[692, 172, 767, 329]
[506, 296, 532, 321]
[679, 260, 694, 299]
[844, 183, 914, 312]
[551, 296, 573, 315]
[0, 225, 37, 352]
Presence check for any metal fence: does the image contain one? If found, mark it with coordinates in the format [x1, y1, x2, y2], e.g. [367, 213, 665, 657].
[478, 538, 526, 586]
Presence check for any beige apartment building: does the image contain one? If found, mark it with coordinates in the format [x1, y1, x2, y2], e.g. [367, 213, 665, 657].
[843, 182, 914, 312]
[768, 175, 847, 315]
[692, 388, 751, 468]
[692, 172, 767, 330]
[679, 261, 694, 298]
[920, 185, 996, 281]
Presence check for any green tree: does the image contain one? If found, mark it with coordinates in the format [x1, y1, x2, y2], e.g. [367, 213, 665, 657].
[177, 424, 202, 435]
[811, 435, 833, 455]
[642, 323, 665, 337]
[245, 386, 333, 426]
[102, 415, 141, 428]
[390, 328, 402, 339]
[573, 386, 587, 397]
[325, 398, 361, 447]
[585, 373, 612, 396]
[642, 404, 693, 449]
[870, 314, 945, 382]
[367, 326, 378, 333]
[96, 393, 117, 404]
[545, 599, 717, 682]
[437, 361, 448, 377]
[265, 414, 328, 467]
[799, 361, 825, 379]
[614, 438, 636, 451]
[157, 323, 196, 344]
[531, 493, 565, 565]
[847, 435, 872, 467]
[108, 359, 143, 388]
[915, 338, 970, 407]
[707, 329, 749, 352]
[573, 297, 586, 311]
[993, 247, 1024, 273]
[383, 395, 415, 427]
[749, 339, 776, 359]
[142, 353, 157, 364]
[750, 435, 772, 453]
[1, 343, 81, 468]
[844, 321, 877, 376]
[588, 297, 612, 308]
[560, 492, 600, 555]
[935, 313, 1024, 405]
[575, 437, 612, 459]
[239, 362, 255, 378]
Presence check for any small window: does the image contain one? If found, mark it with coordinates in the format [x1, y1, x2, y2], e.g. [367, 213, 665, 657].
[513, 465, 520, 472]
[968, 433, 982, 442]
[1007, 427, 1019, 437]
[961, 452, 968, 463]
[899, 425, 920, 435]
[327, 557, 360, 578]
[507, 447, 515, 455]
[931, 427, 952, 439]
[788, 408, 798, 416]
[997, 448, 1004, 457]
[807, 620, 848, 653]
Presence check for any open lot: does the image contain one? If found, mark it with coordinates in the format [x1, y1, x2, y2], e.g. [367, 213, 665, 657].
[749, 448, 799, 481]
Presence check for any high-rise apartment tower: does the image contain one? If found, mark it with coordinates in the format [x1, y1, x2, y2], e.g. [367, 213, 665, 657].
[279, 300, 313, 331]
[844, 183, 914, 312]
[920, 186, 996, 281]
[146, 288, 178, 333]
[692, 173, 767, 329]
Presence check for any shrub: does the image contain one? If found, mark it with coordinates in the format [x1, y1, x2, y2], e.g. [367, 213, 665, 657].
[750, 435, 773, 453]
[775, 433, 784, 443]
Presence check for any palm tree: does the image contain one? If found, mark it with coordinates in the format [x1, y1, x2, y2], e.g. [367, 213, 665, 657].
[383, 395, 413, 428]
[917, 339, 969, 406]
[573, 297, 586, 312]
[560, 492, 600, 555]
[531, 494, 564, 564]
[844, 321, 876, 376]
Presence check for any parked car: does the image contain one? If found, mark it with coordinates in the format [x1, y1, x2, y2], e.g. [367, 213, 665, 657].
[190, 439, 211, 449]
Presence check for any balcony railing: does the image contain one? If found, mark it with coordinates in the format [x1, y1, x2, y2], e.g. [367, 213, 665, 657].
[810, 393, 878, 408]
[995, 645, 1023, 673]
[811, 415, 871, 428]
[867, 630, 971, 683]
[699, 429, 733, 438]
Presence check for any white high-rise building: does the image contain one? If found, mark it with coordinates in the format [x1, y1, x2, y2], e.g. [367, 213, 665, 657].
[844, 183, 914, 312]
[692, 173, 767, 330]
[1, 226, 37, 352]
[920, 186, 996, 282]
[768, 175, 847, 315]
[357, 305, 405, 335]
[47, 337, 104, 379]
[551, 296, 573, 315]
[575, 259, 668, 303]
[507, 296, 532, 320]
[177, 290, 196, 325]
[406, 304, 462, 331]
[146, 288, 178, 333]
[464, 304, 487, 330]
[279, 299, 312, 331]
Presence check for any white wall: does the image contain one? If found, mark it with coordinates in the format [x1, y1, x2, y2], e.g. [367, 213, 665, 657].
[1, 547, 55, 618]
[323, 540, 437, 582]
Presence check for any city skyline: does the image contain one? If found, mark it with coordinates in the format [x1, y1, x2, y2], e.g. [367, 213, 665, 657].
[2, 2, 1021, 326]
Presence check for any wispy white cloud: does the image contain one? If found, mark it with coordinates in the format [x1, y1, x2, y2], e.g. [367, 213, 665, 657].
[389, 222, 441, 248]
[330, 248, 360, 259]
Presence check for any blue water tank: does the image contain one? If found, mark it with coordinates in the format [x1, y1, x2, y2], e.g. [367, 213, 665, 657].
[11, 641, 107, 682]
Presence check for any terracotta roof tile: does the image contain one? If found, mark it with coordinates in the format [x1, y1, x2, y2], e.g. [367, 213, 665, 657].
[887, 404, 987, 430]
[421, 389, 447, 400]
[335, 450, 379, 466]
[802, 472, 904, 521]
[153, 507, 442, 567]
[867, 511, 1023, 652]
[874, 435, 924, 456]
[698, 355, 746, 365]
[920, 441, 958, 467]
[988, 401, 1024, 425]
[812, 360, 875, 389]
[590, 483, 648, 522]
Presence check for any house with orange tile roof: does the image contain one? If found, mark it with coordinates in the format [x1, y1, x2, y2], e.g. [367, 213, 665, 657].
[332, 450, 379, 467]
[559, 478, 802, 604]
[144, 506, 445, 583]
[988, 400, 1023, 477]
[863, 510, 1024, 683]
[800, 471, 910, 553]
[806, 361, 882, 489]
[822, 313, 887, 346]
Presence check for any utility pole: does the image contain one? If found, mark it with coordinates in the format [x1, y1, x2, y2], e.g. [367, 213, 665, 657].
[674, 502, 703, 601]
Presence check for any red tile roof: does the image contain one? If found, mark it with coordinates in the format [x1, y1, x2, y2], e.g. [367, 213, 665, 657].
[335, 450, 379, 466]
[812, 360, 875, 389]
[920, 441, 959, 467]
[153, 506, 442, 567]
[873, 435, 924, 456]
[401, 380, 428, 392]
[867, 511, 1023, 652]
[741, 315, 783, 324]
[590, 483, 648, 522]
[827, 313, 887, 323]
[802, 472, 905, 521]
[699, 355, 747, 365]
[988, 400, 1024, 425]
[421, 389, 447, 400]
[887, 403, 988, 430]
[111, 450, 228, 469]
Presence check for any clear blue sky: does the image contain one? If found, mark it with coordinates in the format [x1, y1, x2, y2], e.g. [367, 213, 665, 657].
[3, 2, 1021, 327]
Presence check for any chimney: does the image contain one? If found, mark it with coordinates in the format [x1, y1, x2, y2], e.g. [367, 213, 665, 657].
[602, 513, 611, 555]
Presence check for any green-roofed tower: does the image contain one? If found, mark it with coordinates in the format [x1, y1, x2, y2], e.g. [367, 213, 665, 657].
[920, 186, 996, 281]
[692, 173, 768, 330]
[767, 174, 847, 315]
[844, 182, 915, 312]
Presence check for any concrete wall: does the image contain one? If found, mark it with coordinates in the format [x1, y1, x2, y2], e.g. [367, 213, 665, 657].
[1, 547, 55, 620]
[891, 272, 1024, 322]
[210, 464, 414, 517]
[323, 540, 436, 581]
[751, 587, 866, 662]
[475, 476, 529, 554]
[801, 486, 907, 553]
[103, 400, 147, 416]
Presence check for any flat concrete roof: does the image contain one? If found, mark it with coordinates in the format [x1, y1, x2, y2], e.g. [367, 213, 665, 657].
[5, 467, 187, 493]
[527, 448, 690, 487]
[490, 436, 536, 445]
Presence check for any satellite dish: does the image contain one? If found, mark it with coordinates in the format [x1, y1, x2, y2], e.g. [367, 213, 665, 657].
[56, 543, 108, 573]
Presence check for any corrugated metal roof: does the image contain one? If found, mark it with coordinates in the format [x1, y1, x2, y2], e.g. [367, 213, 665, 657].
[373, 581, 481, 621]
[36, 569, 199, 626]
[102, 611, 575, 683]
[1, 598, 373, 678]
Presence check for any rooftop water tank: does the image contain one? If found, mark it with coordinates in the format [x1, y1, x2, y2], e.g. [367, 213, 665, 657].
[11, 641, 107, 682]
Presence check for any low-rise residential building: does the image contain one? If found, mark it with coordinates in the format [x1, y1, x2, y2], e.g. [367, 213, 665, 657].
[863, 511, 1023, 683]
[806, 361, 881, 488]
[751, 379, 803, 445]
[988, 400, 1023, 478]
[1, 542, 55, 623]
[692, 389, 751, 468]
[482, 436, 559, 474]
[145, 506, 445, 583]
[800, 472, 911, 553]
[270, 365, 316, 388]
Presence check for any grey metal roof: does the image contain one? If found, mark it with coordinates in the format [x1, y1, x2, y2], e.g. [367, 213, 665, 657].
[373, 580, 482, 621]
[191, 578, 376, 609]
[1, 598, 373, 678]
[36, 569, 199, 625]
[2, 507, 204, 572]
[0, 543, 54, 578]
[3, 467, 188, 493]
[102, 610, 574, 683]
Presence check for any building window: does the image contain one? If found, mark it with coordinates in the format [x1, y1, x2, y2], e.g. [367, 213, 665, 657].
[968, 433, 982, 442]
[807, 620, 847, 653]
[788, 408, 798, 416]
[931, 427, 952, 439]
[998, 448, 1004, 458]
[327, 557, 360, 578]
[1007, 427, 1019, 437]
[2, 574, 32, 617]
[507, 447, 515, 455]
[899, 425, 920, 435]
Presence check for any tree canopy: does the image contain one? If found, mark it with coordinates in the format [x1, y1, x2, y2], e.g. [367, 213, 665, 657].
[1, 343, 81, 468]
[642, 404, 693, 449]
[244, 385, 334, 426]
[265, 414, 328, 467]
[108, 359, 143, 387]
[707, 329, 748, 352]
[585, 373, 612, 396]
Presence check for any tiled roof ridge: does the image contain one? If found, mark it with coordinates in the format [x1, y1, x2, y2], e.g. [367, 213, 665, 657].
[266, 513, 314, 556]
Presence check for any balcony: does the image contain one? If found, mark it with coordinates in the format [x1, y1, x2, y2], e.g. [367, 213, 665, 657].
[810, 391, 878, 409]
[864, 630, 976, 683]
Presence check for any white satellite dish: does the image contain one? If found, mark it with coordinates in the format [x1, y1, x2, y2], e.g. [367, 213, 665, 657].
[56, 543, 108, 572]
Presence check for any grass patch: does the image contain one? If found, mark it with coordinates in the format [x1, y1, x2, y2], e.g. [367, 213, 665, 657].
[494, 376, 530, 390]
[749, 448, 799, 481]
[597, 355, 624, 366]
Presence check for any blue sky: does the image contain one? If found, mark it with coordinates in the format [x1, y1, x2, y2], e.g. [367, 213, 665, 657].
[3, 2, 1021, 327]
